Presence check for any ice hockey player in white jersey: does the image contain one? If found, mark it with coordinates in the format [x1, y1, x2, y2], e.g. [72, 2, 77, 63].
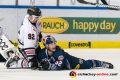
[17, 6, 42, 69]
[1, 6, 43, 69]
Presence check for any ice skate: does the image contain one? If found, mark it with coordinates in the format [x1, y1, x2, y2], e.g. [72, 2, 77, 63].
[102, 61, 114, 69]
[5, 56, 19, 68]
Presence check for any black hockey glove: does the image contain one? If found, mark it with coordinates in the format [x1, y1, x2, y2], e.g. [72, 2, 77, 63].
[29, 56, 38, 70]
[39, 61, 51, 70]
[39, 32, 42, 42]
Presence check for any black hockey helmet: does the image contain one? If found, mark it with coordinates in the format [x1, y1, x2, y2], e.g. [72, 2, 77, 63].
[27, 6, 41, 16]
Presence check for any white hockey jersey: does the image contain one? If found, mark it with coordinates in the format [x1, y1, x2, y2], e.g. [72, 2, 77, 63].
[18, 15, 41, 57]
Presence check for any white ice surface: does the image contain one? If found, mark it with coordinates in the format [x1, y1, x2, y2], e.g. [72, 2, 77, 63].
[0, 49, 120, 80]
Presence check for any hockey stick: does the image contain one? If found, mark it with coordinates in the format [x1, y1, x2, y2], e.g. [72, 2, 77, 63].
[7, 66, 42, 70]
[7, 67, 31, 69]
[77, 0, 120, 10]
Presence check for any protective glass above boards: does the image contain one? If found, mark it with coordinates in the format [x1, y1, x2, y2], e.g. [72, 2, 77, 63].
[0, 0, 16, 5]
[18, 0, 57, 6]
[59, 0, 120, 11]
[59, 0, 120, 6]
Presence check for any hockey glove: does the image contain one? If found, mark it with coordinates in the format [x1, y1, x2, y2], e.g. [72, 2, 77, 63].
[39, 61, 51, 70]
[29, 56, 38, 70]
[39, 32, 42, 42]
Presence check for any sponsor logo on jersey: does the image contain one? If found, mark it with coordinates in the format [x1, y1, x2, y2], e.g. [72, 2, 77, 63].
[41, 17, 69, 34]
[33, 27, 35, 31]
[58, 55, 64, 60]
[39, 22, 41, 25]
[79, 58, 83, 64]
[74, 64, 80, 69]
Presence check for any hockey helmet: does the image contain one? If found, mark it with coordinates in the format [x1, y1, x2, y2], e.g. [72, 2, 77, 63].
[42, 35, 57, 46]
[27, 6, 42, 17]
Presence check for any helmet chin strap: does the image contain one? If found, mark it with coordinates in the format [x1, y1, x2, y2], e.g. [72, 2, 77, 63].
[29, 15, 36, 23]
[29, 17, 34, 23]
[47, 47, 55, 53]
[46, 44, 55, 53]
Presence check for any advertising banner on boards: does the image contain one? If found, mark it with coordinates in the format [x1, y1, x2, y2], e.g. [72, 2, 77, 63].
[41, 17, 119, 34]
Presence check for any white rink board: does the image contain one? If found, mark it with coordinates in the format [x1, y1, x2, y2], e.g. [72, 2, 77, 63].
[0, 49, 120, 80]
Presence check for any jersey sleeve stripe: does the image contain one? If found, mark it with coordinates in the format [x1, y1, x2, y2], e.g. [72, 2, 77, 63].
[26, 53, 35, 54]
[25, 49, 35, 55]
[25, 50, 35, 52]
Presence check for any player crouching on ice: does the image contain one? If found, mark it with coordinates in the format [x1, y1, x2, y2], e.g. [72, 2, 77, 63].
[38, 35, 114, 70]
[0, 34, 38, 69]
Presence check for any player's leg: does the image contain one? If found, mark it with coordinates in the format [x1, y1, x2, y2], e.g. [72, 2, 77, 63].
[18, 48, 39, 69]
[35, 46, 41, 60]
[5, 49, 31, 68]
[0, 35, 36, 68]
[17, 59, 31, 68]
[65, 52, 113, 69]
[0, 35, 24, 68]
[5, 58, 31, 68]
[35, 46, 41, 68]
[72, 58, 114, 69]
[85, 60, 113, 69]
[5, 55, 19, 68]
[65, 52, 86, 69]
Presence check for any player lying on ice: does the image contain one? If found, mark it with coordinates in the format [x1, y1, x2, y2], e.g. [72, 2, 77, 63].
[38, 35, 114, 70]
[0, 35, 113, 70]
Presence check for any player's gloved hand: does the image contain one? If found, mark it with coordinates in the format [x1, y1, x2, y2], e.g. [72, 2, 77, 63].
[29, 56, 38, 70]
[39, 61, 51, 70]
[39, 32, 42, 42]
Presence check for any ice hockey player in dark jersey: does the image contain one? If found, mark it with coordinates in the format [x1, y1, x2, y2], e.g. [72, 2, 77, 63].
[38, 35, 114, 70]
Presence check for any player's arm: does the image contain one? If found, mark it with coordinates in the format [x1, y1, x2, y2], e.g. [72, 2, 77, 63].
[39, 32, 42, 42]
[51, 60, 65, 70]
[40, 50, 66, 70]
[38, 22, 42, 42]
